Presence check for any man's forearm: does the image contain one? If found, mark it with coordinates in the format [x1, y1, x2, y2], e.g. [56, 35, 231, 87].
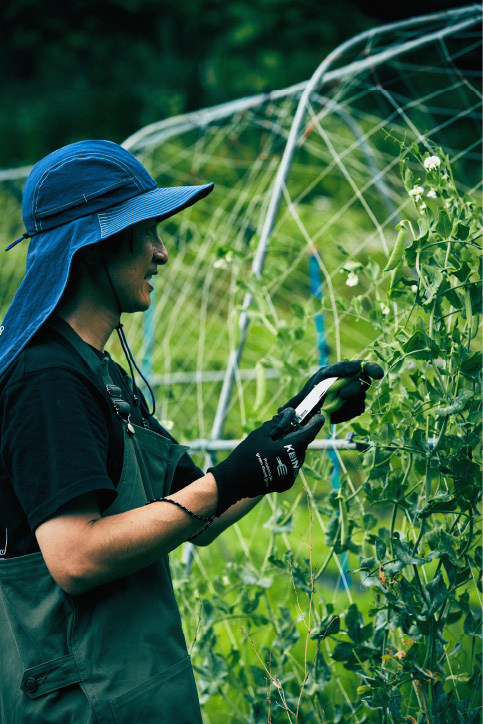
[192, 495, 264, 546]
[36, 473, 220, 595]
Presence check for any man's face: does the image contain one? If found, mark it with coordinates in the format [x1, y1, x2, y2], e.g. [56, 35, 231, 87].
[103, 219, 168, 314]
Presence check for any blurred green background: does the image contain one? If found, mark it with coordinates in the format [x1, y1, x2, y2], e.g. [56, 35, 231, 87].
[0, 0, 474, 168]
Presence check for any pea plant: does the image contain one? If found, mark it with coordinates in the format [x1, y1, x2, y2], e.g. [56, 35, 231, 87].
[174, 140, 481, 724]
[327, 142, 482, 722]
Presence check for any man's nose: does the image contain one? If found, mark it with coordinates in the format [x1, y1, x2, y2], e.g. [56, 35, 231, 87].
[154, 240, 168, 265]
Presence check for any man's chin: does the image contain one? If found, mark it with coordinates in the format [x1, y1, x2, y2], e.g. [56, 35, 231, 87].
[124, 298, 151, 314]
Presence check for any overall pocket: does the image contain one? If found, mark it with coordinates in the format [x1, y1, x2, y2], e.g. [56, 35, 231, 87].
[109, 656, 202, 724]
[15, 655, 96, 724]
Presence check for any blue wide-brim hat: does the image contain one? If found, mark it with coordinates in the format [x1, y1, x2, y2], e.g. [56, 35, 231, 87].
[0, 140, 214, 376]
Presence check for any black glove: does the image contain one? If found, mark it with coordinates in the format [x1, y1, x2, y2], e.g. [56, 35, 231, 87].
[208, 408, 324, 516]
[279, 360, 384, 424]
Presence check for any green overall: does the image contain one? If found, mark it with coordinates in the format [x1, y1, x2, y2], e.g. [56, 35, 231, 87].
[0, 320, 203, 723]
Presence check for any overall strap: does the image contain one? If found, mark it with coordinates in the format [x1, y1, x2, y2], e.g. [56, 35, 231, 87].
[47, 316, 133, 428]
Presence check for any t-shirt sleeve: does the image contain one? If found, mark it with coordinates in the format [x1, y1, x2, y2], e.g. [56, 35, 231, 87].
[147, 414, 204, 493]
[0, 368, 118, 532]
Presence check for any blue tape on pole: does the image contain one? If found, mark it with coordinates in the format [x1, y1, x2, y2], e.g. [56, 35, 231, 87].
[308, 250, 350, 587]
[309, 254, 330, 367]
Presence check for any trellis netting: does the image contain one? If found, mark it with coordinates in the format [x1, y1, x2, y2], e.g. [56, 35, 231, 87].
[0, 6, 481, 723]
[119, 6, 482, 456]
[0, 7, 480, 452]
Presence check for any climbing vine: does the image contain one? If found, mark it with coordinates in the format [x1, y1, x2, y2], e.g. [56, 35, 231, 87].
[173, 139, 481, 723]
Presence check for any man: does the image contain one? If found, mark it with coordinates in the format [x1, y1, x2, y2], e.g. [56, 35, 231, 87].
[0, 140, 382, 723]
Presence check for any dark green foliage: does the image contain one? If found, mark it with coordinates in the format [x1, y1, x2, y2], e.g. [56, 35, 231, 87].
[0, 0, 373, 167]
[1, 1, 479, 168]
[178, 142, 482, 722]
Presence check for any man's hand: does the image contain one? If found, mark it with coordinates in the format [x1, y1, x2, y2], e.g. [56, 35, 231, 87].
[208, 408, 324, 516]
[279, 360, 384, 424]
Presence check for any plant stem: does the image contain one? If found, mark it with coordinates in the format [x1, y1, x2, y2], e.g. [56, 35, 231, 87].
[431, 416, 447, 454]
[390, 502, 398, 559]
[465, 288, 473, 350]
[425, 418, 432, 500]
[423, 239, 482, 251]
[423, 615, 434, 671]
[314, 548, 334, 582]
[457, 516, 474, 560]
[412, 564, 429, 605]
[420, 682, 435, 724]
[412, 518, 426, 556]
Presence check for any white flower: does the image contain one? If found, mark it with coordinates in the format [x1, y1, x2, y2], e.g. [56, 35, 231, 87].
[419, 203, 427, 214]
[213, 252, 232, 269]
[380, 303, 390, 315]
[411, 285, 418, 292]
[445, 201, 451, 209]
[427, 189, 437, 199]
[346, 271, 358, 287]
[424, 155, 441, 171]
[409, 186, 424, 202]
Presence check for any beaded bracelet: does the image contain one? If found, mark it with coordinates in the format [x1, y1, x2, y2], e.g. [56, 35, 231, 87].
[145, 497, 215, 540]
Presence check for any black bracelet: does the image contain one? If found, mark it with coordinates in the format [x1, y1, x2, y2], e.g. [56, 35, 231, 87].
[145, 497, 215, 541]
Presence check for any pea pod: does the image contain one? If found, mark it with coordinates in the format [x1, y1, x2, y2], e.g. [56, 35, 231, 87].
[384, 224, 407, 272]
[321, 362, 373, 422]
[338, 494, 349, 548]
[322, 369, 362, 412]
[323, 394, 345, 414]
[325, 372, 360, 396]
[390, 259, 404, 288]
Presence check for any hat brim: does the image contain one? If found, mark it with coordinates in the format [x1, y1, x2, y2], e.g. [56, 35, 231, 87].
[0, 181, 214, 376]
[97, 182, 214, 239]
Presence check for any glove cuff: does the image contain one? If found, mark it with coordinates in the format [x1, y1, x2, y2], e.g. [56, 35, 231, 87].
[207, 463, 239, 517]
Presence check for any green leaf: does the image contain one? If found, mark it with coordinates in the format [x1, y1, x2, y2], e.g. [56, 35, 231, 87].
[346, 604, 364, 643]
[463, 607, 483, 637]
[282, 552, 313, 593]
[290, 301, 306, 319]
[311, 613, 340, 638]
[423, 571, 448, 616]
[438, 530, 466, 568]
[367, 534, 386, 562]
[435, 208, 454, 238]
[403, 163, 415, 190]
[349, 556, 377, 574]
[363, 513, 378, 531]
[454, 222, 470, 240]
[331, 641, 354, 663]
[313, 650, 332, 688]
[418, 492, 458, 518]
[239, 563, 273, 589]
[402, 329, 431, 355]
[452, 259, 472, 283]
[387, 533, 438, 573]
[422, 266, 444, 306]
[272, 606, 300, 650]
[263, 510, 294, 535]
[460, 349, 482, 374]
[325, 511, 340, 547]
[404, 230, 429, 266]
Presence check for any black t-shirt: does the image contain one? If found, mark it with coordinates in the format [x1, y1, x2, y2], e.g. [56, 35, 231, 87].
[0, 323, 204, 558]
